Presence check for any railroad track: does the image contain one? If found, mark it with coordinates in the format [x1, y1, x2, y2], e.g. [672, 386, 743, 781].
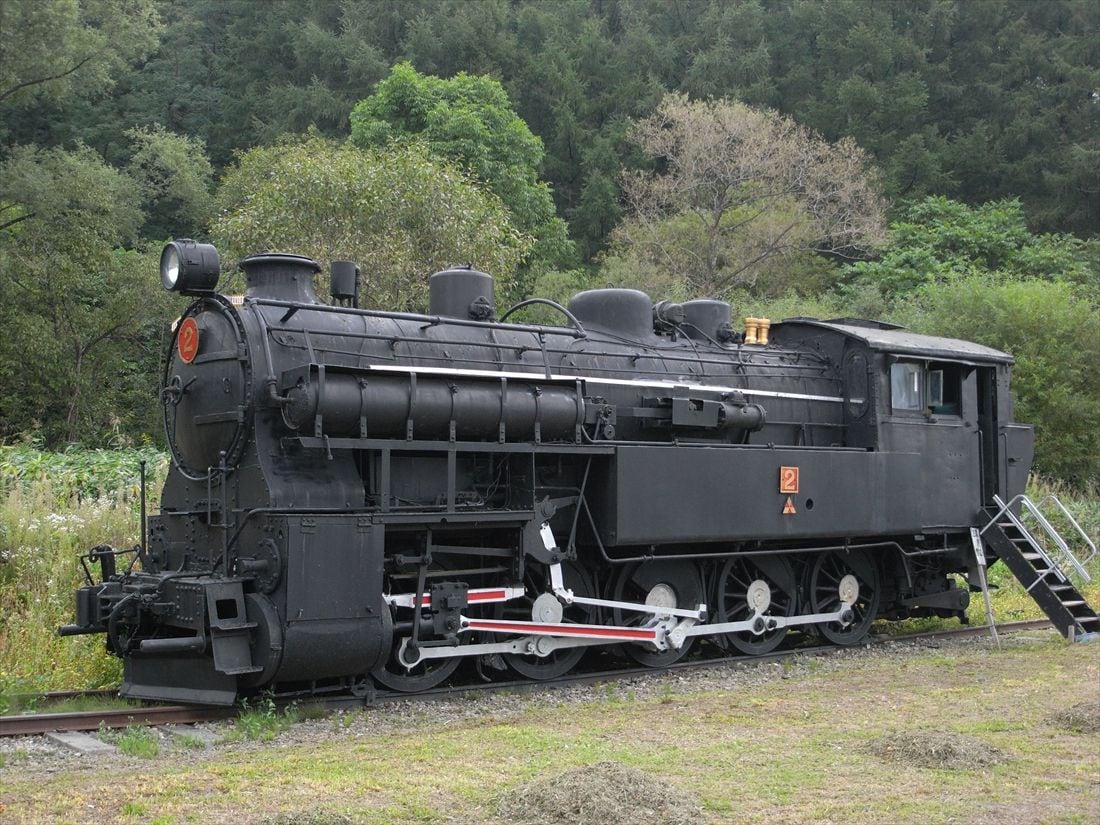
[0, 619, 1054, 738]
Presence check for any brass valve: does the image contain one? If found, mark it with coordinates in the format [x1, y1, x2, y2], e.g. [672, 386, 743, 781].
[744, 317, 760, 344]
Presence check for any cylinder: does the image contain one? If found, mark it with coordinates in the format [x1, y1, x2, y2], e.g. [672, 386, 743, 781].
[282, 373, 583, 442]
[330, 260, 360, 304]
[719, 402, 765, 431]
[569, 289, 654, 338]
[758, 318, 772, 346]
[240, 253, 323, 303]
[429, 268, 495, 320]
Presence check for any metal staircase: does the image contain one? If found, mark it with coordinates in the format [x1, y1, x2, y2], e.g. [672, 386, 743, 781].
[979, 494, 1098, 641]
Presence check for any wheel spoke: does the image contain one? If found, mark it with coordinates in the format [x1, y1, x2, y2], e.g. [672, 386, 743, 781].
[499, 560, 594, 680]
[714, 555, 796, 656]
[809, 550, 880, 646]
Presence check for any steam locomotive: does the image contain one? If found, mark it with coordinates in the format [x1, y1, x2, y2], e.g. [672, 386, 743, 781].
[62, 240, 1034, 704]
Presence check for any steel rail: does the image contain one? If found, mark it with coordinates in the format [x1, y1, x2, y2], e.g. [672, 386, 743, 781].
[0, 620, 1054, 738]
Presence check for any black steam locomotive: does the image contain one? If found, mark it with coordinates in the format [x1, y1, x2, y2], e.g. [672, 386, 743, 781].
[62, 240, 1034, 704]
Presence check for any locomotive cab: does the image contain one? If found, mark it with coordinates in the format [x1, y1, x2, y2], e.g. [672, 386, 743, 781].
[771, 318, 1033, 521]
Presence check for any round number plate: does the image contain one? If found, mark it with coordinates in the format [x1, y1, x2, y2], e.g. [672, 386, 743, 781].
[177, 317, 199, 363]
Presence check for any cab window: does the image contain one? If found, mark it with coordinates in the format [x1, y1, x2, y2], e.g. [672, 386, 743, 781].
[890, 362, 923, 411]
[890, 360, 963, 415]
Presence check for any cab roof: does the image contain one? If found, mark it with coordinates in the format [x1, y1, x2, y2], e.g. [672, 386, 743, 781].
[776, 318, 1014, 365]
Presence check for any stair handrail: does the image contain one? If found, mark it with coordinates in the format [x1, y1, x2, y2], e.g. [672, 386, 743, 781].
[984, 494, 1094, 584]
[1037, 494, 1097, 569]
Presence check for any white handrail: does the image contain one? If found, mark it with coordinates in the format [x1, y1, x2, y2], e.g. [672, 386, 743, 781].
[985, 494, 1094, 584]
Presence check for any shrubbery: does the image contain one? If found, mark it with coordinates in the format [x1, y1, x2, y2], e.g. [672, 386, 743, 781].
[0, 447, 166, 696]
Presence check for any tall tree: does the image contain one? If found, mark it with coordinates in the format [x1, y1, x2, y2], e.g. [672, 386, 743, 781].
[847, 197, 1099, 299]
[213, 135, 531, 310]
[0, 145, 166, 444]
[126, 125, 214, 240]
[604, 94, 886, 298]
[349, 62, 575, 284]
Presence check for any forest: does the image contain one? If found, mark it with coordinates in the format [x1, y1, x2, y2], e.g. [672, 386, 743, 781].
[0, 0, 1097, 483]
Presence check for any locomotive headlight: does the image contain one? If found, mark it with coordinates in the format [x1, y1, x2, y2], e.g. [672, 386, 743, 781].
[160, 239, 220, 294]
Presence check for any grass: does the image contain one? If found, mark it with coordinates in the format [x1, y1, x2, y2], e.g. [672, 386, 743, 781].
[1, 633, 1096, 824]
[0, 447, 167, 697]
[98, 724, 161, 759]
[116, 726, 160, 759]
[1, 693, 142, 717]
[172, 732, 207, 749]
[224, 697, 302, 743]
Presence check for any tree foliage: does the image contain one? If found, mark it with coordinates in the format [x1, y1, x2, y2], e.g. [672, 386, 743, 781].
[0, 0, 160, 106]
[212, 136, 531, 310]
[604, 94, 886, 299]
[126, 125, 214, 240]
[898, 278, 1099, 484]
[0, 145, 168, 444]
[849, 197, 1098, 299]
[349, 62, 575, 280]
[11, 1, 1094, 239]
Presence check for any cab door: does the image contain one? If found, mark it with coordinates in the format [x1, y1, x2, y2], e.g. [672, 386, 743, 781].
[976, 367, 1000, 504]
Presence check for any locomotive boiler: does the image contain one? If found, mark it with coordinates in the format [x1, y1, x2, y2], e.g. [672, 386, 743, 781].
[61, 239, 1036, 704]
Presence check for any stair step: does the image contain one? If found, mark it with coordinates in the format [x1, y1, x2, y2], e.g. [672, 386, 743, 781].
[981, 514, 1097, 643]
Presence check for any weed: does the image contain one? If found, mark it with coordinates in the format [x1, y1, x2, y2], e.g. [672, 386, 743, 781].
[258, 812, 356, 825]
[114, 725, 161, 759]
[296, 701, 328, 722]
[229, 696, 300, 742]
[173, 732, 206, 749]
[41, 695, 140, 715]
[121, 801, 148, 817]
[659, 683, 676, 705]
[0, 447, 171, 691]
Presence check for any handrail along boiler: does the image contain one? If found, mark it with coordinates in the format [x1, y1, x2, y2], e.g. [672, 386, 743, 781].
[62, 240, 1035, 703]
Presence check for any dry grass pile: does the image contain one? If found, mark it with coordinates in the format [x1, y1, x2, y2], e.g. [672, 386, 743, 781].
[255, 812, 355, 825]
[865, 730, 1007, 770]
[1049, 699, 1100, 733]
[497, 760, 703, 825]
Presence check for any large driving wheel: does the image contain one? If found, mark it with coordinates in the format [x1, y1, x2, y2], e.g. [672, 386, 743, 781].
[808, 549, 881, 645]
[497, 559, 596, 680]
[373, 560, 467, 692]
[372, 615, 464, 693]
[611, 561, 705, 667]
[714, 554, 797, 655]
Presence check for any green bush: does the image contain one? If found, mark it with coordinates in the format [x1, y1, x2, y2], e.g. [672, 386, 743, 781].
[897, 277, 1099, 484]
[0, 445, 167, 502]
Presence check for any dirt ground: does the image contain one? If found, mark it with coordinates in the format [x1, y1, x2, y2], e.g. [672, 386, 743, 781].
[1, 630, 1097, 825]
